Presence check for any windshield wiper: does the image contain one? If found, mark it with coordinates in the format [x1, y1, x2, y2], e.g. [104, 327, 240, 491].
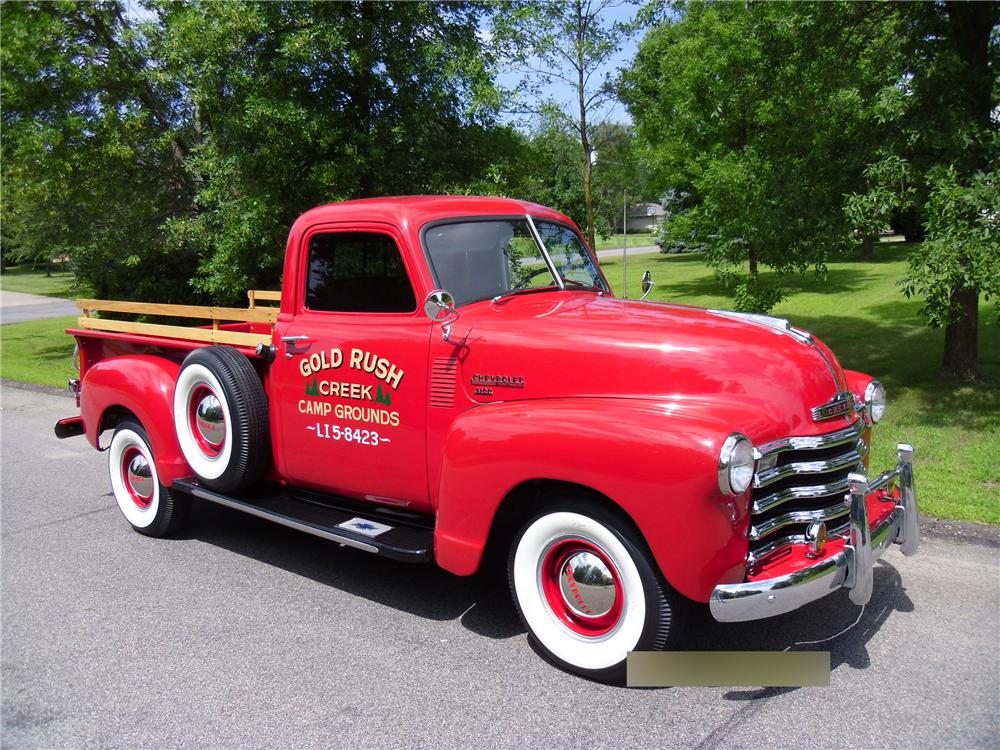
[491, 285, 560, 304]
[560, 277, 605, 293]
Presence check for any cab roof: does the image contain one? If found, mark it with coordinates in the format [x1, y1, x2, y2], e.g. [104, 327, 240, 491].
[291, 195, 577, 234]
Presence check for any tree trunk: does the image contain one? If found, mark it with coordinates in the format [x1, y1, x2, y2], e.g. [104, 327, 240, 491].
[354, 1, 375, 198]
[861, 235, 875, 260]
[938, 2, 992, 378]
[748, 248, 759, 277]
[942, 286, 979, 380]
[575, 1, 596, 250]
[583, 156, 595, 250]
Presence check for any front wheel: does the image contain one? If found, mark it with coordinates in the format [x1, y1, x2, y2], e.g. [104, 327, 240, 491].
[508, 502, 685, 681]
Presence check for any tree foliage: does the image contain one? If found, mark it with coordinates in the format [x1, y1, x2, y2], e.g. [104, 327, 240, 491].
[624, 1, 900, 313]
[2, 1, 509, 303]
[626, 1, 997, 377]
[843, 2, 999, 379]
[492, 1, 639, 250]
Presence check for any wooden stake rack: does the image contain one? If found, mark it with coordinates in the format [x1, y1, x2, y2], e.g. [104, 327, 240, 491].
[76, 290, 282, 348]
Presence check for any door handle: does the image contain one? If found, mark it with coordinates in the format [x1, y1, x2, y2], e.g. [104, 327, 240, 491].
[281, 334, 312, 358]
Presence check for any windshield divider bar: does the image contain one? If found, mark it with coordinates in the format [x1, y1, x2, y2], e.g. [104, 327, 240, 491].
[525, 215, 565, 291]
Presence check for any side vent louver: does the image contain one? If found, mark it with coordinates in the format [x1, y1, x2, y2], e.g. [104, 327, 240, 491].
[430, 357, 459, 408]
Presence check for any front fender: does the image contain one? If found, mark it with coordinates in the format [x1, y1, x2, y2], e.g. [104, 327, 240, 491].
[80, 355, 190, 483]
[433, 397, 765, 602]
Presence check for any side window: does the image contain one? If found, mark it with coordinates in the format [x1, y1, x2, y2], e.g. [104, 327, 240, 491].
[305, 232, 416, 313]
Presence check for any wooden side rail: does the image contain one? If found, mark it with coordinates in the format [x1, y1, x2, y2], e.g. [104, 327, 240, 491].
[75, 295, 281, 348]
[248, 289, 281, 308]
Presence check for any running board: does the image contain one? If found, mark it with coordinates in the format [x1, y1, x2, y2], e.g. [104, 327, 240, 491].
[172, 478, 433, 562]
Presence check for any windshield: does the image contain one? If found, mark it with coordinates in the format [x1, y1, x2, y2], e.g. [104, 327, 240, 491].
[423, 217, 607, 306]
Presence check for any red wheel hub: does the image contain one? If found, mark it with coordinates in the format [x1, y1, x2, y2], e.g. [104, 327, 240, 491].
[189, 384, 225, 456]
[540, 538, 624, 637]
[121, 446, 154, 509]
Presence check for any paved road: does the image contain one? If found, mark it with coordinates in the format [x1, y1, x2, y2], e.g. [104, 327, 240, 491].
[2, 384, 997, 749]
[595, 244, 658, 259]
[0, 291, 78, 325]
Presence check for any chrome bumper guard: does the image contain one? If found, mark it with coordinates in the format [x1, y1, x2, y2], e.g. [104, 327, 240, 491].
[710, 443, 919, 623]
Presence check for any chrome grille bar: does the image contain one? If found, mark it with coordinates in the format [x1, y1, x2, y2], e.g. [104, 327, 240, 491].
[748, 417, 868, 556]
[750, 500, 851, 542]
[755, 419, 864, 458]
[753, 476, 851, 515]
[748, 519, 851, 566]
[753, 443, 866, 489]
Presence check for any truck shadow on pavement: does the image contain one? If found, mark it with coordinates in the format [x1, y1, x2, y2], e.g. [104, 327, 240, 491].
[180, 501, 525, 639]
[678, 559, 913, 699]
[181, 501, 914, 684]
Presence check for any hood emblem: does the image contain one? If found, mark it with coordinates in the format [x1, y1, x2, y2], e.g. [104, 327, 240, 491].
[811, 392, 856, 421]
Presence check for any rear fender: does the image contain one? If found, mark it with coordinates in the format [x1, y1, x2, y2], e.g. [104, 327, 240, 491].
[433, 397, 766, 602]
[80, 355, 189, 483]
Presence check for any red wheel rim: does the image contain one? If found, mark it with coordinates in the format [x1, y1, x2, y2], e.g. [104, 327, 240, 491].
[540, 538, 624, 637]
[188, 384, 225, 456]
[121, 446, 154, 509]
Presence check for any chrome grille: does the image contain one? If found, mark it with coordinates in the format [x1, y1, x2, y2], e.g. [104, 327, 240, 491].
[748, 420, 867, 564]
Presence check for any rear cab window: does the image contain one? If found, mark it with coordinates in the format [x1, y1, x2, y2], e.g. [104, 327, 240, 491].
[305, 232, 416, 313]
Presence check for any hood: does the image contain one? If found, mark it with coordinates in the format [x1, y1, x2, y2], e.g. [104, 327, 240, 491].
[449, 292, 852, 441]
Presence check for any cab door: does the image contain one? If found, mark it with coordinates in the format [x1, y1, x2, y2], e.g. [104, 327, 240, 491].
[271, 223, 431, 510]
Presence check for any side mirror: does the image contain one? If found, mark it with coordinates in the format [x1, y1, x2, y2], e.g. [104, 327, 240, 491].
[640, 270, 654, 301]
[423, 289, 459, 341]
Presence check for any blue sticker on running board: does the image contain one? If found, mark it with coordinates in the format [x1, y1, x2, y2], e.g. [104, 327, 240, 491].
[338, 517, 392, 537]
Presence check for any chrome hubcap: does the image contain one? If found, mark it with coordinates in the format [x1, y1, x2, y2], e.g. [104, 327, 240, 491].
[195, 394, 225, 446]
[126, 454, 153, 499]
[558, 551, 617, 618]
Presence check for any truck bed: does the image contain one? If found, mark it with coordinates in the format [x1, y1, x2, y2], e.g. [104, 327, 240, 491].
[73, 291, 281, 349]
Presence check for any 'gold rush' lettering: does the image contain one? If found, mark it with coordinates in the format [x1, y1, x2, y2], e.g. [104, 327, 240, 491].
[299, 348, 343, 377]
[348, 348, 404, 390]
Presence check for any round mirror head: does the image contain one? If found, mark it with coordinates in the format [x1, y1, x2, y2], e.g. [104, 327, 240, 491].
[641, 270, 653, 294]
[423, 289, 456, 321]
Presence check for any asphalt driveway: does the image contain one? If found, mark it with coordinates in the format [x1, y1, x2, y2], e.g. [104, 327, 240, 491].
[0, 291, 78, 325]
[2, 384, 997, 749]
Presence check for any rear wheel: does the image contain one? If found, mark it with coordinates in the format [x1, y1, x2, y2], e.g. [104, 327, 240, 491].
[173, 346, 270, 492]
[109, 421, 189, 537]
[508, 500, 685, 681]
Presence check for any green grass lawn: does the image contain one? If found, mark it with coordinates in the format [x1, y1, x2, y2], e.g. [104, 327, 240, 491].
[1, 315, 78, 388]
[2, 247, 997, 523]
[0, 265, 79, 298]
[594, 232, 656, 250]
[600, 247, 999, 524]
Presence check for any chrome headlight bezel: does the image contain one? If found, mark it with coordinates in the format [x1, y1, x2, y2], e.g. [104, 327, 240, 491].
[718, 433, 755, 496]
[865, 380, 886, 423]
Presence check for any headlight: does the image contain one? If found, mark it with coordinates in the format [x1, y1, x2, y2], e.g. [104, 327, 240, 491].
[865, 380, 886, 423]
[718, 433, 755, 495]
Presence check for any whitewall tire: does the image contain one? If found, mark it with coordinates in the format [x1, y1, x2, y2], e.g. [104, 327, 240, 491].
[109, 421, 188, 537]
[174, 362, 234, 481]
[173, 346, 270, 492]
[509, 501, 685, 681]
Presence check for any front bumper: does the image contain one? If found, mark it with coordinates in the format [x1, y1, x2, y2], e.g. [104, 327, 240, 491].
[710, 443, 919, 622]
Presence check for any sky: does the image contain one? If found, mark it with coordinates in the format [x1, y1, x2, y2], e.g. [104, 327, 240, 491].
[491, 3, 644, 130]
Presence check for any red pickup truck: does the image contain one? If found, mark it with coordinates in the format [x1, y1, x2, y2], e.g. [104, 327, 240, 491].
[55, 196, 919, 680]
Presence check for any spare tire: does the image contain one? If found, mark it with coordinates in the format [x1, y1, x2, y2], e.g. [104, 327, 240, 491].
[173, 345, 270, 492]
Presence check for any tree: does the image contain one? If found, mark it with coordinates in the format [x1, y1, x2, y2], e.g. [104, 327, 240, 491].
[492, 1, 638, 250]
[1, 1, 199, 301]
[844, 2, 999, 379]
[589, 121, 657, 236]
[623, 1, 899, 313]
[2, 1, 511, 303]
